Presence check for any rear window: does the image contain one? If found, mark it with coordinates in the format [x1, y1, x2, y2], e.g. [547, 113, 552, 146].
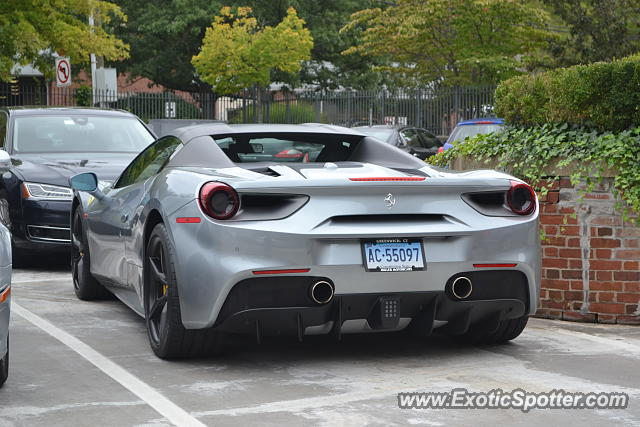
[447, 124, 504, 144]
[213, 133, 360, 163]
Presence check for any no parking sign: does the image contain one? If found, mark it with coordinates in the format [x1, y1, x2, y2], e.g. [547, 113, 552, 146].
[55, 57, 71, 87]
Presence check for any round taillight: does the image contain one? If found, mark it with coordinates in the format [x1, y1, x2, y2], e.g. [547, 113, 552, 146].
[507, 181, 536, 215]
[199, 182, 239, 220]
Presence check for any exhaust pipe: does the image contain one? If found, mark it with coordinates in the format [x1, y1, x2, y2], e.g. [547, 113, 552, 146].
[310, 281, 334, 304]
[451, 276, 473, 300]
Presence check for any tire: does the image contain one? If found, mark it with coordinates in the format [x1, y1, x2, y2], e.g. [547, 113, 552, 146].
[459, 315, 529, 345]
[71, 207, 111, 300]
[144, 223, 224, 359]
[0, 336, 8, 388]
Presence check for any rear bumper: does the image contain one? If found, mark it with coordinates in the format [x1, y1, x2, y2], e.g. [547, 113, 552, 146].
[214, 271, 528, 337]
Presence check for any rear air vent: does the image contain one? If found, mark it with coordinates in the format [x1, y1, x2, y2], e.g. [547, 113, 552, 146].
[329, 214, 445, 224]
[234, 194, 309, 221]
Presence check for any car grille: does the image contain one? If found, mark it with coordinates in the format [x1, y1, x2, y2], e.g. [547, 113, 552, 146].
[27, 225, 71, 243]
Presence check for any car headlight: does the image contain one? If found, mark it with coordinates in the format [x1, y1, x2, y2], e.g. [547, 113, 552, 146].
[21, 182, 73, 201]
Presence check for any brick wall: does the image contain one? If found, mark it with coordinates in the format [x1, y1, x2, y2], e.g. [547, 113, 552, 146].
[537, 177, 640, 324]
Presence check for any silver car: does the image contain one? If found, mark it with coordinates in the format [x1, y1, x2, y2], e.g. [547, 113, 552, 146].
[69, 124, 540, 359]
[0, 223, 12, 387]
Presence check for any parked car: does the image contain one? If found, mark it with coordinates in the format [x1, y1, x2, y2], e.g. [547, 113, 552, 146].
[353, 125, 443, 159]
[70, 123, 539, 359]
[443, 118, 505, 150]
[0, 107, 156, 262]
[0, 223, 12, 387]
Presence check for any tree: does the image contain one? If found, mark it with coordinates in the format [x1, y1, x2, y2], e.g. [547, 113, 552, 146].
[192, 7, 313, 94]
[341, 0, 556, 86]
[0, 0, 128, 81]
[110, 0, 222, 91]
[541, 0, 640, 67]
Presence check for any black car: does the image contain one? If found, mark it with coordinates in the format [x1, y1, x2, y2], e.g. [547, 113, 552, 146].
[352, 125, 442, 159]
[0, 107, 155, 262]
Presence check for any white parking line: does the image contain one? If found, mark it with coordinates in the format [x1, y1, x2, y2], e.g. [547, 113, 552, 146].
[12, 303, 206, 427]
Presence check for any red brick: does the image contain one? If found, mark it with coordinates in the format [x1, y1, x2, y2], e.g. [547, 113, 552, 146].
[559, 207, 576, 214]
[622, 239, 639, 248]
[617, 227, 640, 238]
[564, 291, 583, 301]
[614, 271, 640, 281]
[548, 290, 563, 300]
[624, 261, 639, 271]
[598, 292, 615, 302]
[560, 226, 581, 236]
[597, 227, 613, 236]
[591, 216, 617, 226]
[541, 215, 565, 225]
[559, 248, 581, 258]
[594, 249, 612, 259]
[591, 238, 621, 248]
[590, 281, 622, 291]
[546, 192, 559, 203]
[584, 193, 610, 200]
[589, 303, 625, 314]
[538, 179, 560, 191]
[542, 204, 558, 214]
[626, 305, 638, 314]
[566, 238, 580, 247]
[596, 271, 612, 281]
[543, 300, 566, 310]
[543, 279, 571, 290]
[596, 314, 617, 323]
[564, 215, 578, 225]
[544, 247, 558, 257]
[570, 280, 584, 290]
[535, 309, 563, 319]
[616, 250, 640, 260]
[590, 260, 622, 270]
[562, 311, 596, 322]
[544, 225, 558, 235]
[545, 269, 560, 279]
[569, 259, 583, 269]
[561, 270, 582, 279]
[559, 177, 573, 188]
[624, 282, 640, 292]
[617, 315, 640, 325]
[542, 258, 568, 268]
[617, 293, 640, 304]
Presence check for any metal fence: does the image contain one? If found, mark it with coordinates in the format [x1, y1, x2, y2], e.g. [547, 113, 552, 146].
[0, 83, 496, 137]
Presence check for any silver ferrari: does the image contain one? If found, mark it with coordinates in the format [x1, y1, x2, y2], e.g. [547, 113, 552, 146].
[69, 124, 540, 359]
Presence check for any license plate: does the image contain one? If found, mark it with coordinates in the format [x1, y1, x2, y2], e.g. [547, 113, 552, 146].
[361, 239, 425, 272]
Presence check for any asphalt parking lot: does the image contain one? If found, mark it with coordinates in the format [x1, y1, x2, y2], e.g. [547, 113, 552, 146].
[0, 257, 639, 427]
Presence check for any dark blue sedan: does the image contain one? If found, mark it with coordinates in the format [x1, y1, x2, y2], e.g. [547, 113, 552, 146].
[443, 118, 505, 151]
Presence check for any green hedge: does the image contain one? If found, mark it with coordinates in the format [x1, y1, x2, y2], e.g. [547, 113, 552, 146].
[495, 55, 640, 131]
[428, 124, 640, 220]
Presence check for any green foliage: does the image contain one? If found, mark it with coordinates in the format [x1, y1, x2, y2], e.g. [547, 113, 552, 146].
[341, 0, 557, 86]
[192, 7, 313, 94]
[541, 0, 640, 67]
[112, 93, 201, 122]
[495, 55, 640, 131]
[111, 0, 222, 91]
[428, 124, 640, 220]
[0, 0, 129, 81]
[75, 85, 93, 107]
[227, 102, 321, 124]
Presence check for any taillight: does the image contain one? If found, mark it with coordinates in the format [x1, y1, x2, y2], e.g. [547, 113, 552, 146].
[506, 181, 536, 215]
[437, 147, 444, 153]
[199, 182, 239, 220]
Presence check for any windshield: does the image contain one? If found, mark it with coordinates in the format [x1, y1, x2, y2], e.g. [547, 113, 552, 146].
[354, 128, 394, 142]
[213, 133, 360, 163]
[447, 124, 503, 144]
[12, 115, 155, 153]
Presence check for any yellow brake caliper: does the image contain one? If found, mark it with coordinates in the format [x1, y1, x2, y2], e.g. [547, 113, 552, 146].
[162, 284, 168, 296]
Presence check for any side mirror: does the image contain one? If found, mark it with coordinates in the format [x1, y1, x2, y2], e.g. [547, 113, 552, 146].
[70, 173, 98, 192]
[70, 172, 105, 200]
[0, 150, 11, 170]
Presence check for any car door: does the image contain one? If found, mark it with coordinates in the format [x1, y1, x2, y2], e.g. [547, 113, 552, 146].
[117, 137, 183, 296]
[416, 129, 443, 158]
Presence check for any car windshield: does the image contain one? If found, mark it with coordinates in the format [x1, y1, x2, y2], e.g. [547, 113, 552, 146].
[213, 134, 360, 163]
[12, 115, 155, 153]
[447, 124, 503, 144]
[354, 128, 394, 142]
